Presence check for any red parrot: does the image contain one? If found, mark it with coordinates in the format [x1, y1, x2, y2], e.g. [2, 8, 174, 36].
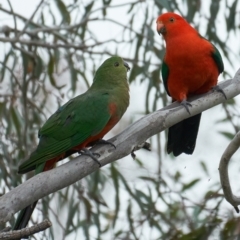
[14, 56, 130, 231]
[156, 12, 224, 156]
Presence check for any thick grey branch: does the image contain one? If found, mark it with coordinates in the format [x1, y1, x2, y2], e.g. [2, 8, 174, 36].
[0, 69, 240, 223]
[219, 130, 240, 213]
[218, 70, 240, 213]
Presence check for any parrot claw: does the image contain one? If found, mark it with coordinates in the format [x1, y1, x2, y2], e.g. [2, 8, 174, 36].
[212, 85, 227, 99]
[180, 100, 192, 114]
[79, 148, 101, 167]
[131, 142, 151, 159]
[94, 139, 116, 149]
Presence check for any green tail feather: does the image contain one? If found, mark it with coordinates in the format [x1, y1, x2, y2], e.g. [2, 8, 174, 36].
[13, 201, 38, 235]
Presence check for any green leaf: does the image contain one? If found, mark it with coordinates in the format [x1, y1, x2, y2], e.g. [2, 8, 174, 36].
[225, 98, 236, 105]
[226, 0, 238, 32]
[204, 191, 222, 200]
[0, 49, 13, 82]
[67, 56, 79, 93]
[127, 201, 137, 239]
[111, 164, 120, 227]
[102, 0, 112, 16]
[118, 171, 144, 212]
[48, 53, 56, 87]
[174, 171, 181, 181]
[221, 218, 238, 238]
[139, 176, 157, 184]
[129, 65, 144, 83]
[182, 179, 200, 192]
[200, 161, 209, 176]
[10, 107, 23, 137]
[155, 0, 171, 11]
[21, 52, 30, 79]
[55, 0, 71, 24]
[218, 131, 234, 140]
[47, 53, 65, 89]
[33, 55, 43, 79]
[135, 189, 151, 204]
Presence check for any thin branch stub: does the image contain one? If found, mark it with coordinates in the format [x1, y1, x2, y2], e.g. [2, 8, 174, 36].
[0, 219, 52, 240]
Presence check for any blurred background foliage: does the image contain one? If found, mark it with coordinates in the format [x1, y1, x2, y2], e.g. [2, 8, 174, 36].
[0, 0, 240, 239]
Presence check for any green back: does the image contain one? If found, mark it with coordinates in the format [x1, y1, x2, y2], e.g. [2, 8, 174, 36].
[19, 56, 129, 174]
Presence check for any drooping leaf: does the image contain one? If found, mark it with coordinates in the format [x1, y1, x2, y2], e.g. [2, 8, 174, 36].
[182, 179, 200, 191]
[218, 131, 235, 140]
[55, 0, 71, 24]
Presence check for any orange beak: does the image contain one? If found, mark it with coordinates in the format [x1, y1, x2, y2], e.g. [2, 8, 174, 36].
[156, 21, 166, 35]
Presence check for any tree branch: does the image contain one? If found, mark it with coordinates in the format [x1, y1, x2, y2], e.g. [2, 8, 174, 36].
[0, 6, 69, 44]
[15, 0, 44, 40]
[219, 130, 240, 213]
[0, 36, 116, 50]
[0, 69, 240, 224]
[0, 219, 51, 239]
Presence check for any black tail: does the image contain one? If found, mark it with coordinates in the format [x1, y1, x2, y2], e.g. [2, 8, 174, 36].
[13, 200, 38, 235]
[167, 113, 202, 156]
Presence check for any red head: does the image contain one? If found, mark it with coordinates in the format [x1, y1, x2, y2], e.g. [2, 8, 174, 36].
[156, 12, 195, 39]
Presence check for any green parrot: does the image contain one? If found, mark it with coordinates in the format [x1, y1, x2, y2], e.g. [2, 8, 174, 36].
[14, 56, 130, 231]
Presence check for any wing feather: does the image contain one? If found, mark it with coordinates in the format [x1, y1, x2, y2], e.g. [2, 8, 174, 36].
[19, 91, 111, 173]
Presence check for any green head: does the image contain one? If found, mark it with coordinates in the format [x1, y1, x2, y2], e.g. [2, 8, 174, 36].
[92, 56, 130, 87]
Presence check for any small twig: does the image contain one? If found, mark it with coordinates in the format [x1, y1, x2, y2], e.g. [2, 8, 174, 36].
[219, 131, 240, 213]
[0, 6, 68, 44]
[0, 227, 11, 233]
[103, 18, 145, 37]
[0, 219, 52, 240]
[12, 45, 35, 58]
[0, 37, 115, 51]
[15, 0, 44, 40]
[6, 0, 17, 36]
[28, 18, 98, 34]
[0, 61, 19, 82]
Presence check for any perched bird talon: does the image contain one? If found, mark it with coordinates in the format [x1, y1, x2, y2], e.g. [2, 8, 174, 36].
[212, 85, 227, 99]
[94, 139, 116, 149]
[180, 100, 192, 115]
[79, 148, 101, 167]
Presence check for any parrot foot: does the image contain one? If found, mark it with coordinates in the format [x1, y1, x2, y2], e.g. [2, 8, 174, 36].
[180, 100, 192, 114]
[212, 85, 227, 99]
[131, 142, 151, 159]
[79, 148, 101, 167]
[94, 139, 116, 149]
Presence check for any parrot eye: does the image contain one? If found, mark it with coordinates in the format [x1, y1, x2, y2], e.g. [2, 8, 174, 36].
[114, 62, 119, 67]
[169, 17, 175, 22]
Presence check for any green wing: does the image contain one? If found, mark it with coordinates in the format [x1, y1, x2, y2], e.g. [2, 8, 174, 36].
[211, 43, 224, 74]
[199, 34, 224, 74]
[19, 91, 111, 173]
[161, 60, 170, 96]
